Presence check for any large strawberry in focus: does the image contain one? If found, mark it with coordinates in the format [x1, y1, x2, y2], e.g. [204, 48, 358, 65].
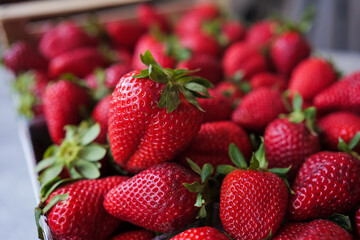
[108, 50, 212, 173]
[171, 227, 230, 240]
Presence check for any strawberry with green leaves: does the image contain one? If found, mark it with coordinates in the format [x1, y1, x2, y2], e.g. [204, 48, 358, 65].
[170, 227, 230, 240]
[108, 50, 212, 173]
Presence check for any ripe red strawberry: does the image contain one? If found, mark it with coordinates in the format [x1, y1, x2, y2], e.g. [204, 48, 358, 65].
[43, 80, 91, 144]
[288, 151, 360, 221]
[137, 3, 169, 32]
[3, 41, 48, 73]
[288, 58, 336, 100]
[270, 31, 311, 76]
[39, 21, 97, 59]
[170, 227, 229, 240]
[221, 20, 246, 45]
[180, 32, 220, 58]
[245, 20, 278, 49]
[189, 2, 219, 19]
[110, 230, 154, 240]
[92, 95, 111, 144]
[178, 121, 252, 169]
[215, 81, 243, 106]
[43, 176, 128, 240]
[198, 89, 233, 123]
[131, 34, 175, 70]
[105, 20, 146, 50]
[250, 72, 287, 91]
[49, 47, 107, 78]
[103, 163, 200, 232]
[115, 47, 132, 65]
[232, 87, 287, 132]
[314, 71, 360, 114]
[109, 51, 211, 173]
[222, 42, 268, 80]
[319, 111, 360, 152]
[177, 54, 223, 85]
[273, 220, 353, 240]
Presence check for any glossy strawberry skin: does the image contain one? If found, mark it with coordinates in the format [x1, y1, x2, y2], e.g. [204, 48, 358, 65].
[171, 227, 230, 240]
[319, 111, 360, 152]
[314, 71, 360, 114]
[220, 169, 288, 240]
[43, 80, 91, 144]
[250, 72, 287, 91]
[106, 21, 146, 50]
[108, 71, 202, 173]
[39, 21, 97, 59]
[46, 176, 128, 240]
[137, 3, 169, 32]
[232, 87, 287, 132]
[273, 220, 353, 240]
[180, 33, 220, 58]
[92, 95, 111, 144]
[49, 47, 107, 78]
[178, 121, 252, 169]
[3, 41, 48, 74]
[264, 118, 320, 177]
[288, 151, 360, 221]
[270, 31, 311, 76]
[245, 20, 278, 49]
[222, 42, 268, 79]
[103, 163, 199, 232]
[288, 58, 336, 101]
[110, 230, 154, 240]
[198, 89, 233, 123]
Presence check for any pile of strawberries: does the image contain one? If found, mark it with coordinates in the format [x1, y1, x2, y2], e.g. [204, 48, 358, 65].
[3, 2, 360, 240]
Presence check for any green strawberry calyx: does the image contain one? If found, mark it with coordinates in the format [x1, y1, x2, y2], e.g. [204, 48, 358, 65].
[337, 132, 360, 160]
[328, 214, 353, 233]
[35, 121, 106, 191]
[133, 50, 214, 113]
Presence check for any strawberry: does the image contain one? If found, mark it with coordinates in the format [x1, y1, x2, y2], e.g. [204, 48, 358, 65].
[273, 219, 353, 240]
[179, 32, 220, 58]
[319, 111, 360, 153]
[288, 58, 336, 101]
[189, 3, 219, 19]
[131, 34, 175, 70]
[215, 81, 243, 106]
[221, 20, 246, 45]
[109, 51, 212, 173]
[43, 80, 91, 144]
[178, 121, 252, 170]
[92, 95, 111, 144]
[170, 227, 229, 240]
[3, 41, 48, 73]
[177, 54, 223, 85]
[288, 151, 360, 221]
[115, 47, 132, 65]
[245, 20, 278, 49]
[232, 87, 287, 132]
[39, 21, 97, 59]
[198, 89, 233, 123]
[110, 230, 154, 240]
[103, 163, 200, 232]
[270, 31, 311, 76]
[105, 20, 146, 50]
[137, 3, 169, 32]
[36, 176, 128, 240]
[222, 42, 268, 80]
[49, 47, 107, 78]
[219, 142, 289, 240]
[314, 71, 360, 114]
[250, 72, 287, 91]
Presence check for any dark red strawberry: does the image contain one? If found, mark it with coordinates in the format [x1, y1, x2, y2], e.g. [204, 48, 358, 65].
[171, 227, 229, 240]
[319, 111, 360, 152]
[273, 220, 353, 240]
[137, 3, 169, 32]
[109, 51, 211, 173]
[39, 21, 97, 59]
[215, 81, 243, 106]
[232, 87, 287, 132]
[43, 80, 91, 144]
[288, 58, 336, 101]
[314, 71, 360, 114]
[110, 230, 154, 240]
[103, 163, 199, 232]
[288, 151, 360, 221]
[49, 47, 107, 78]
[177, 54, 223, 85]
[250, 72, 287, 91]
[40, 177, 128, 240]
[221, 20, 246, 45]
[105, 20, 146, 50]
[180, 32, 220, 58]
[3, 41, 48, 73]
[178, 121, 252, 170]
[222, 42, 268, 80]
[245, 20, 278, 49]
[270, 31, 311, 76]
[198, 89, 233, 123]
[92, 95, 111, 144]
